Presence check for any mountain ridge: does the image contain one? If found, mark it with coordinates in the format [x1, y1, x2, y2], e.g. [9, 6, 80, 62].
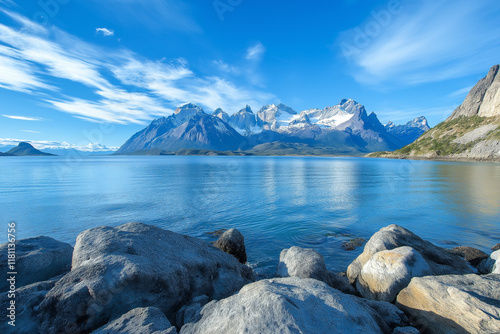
[116, 100, 429, 156]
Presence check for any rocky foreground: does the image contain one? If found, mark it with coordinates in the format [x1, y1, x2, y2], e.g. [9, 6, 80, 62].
[1, 224, 499, 334]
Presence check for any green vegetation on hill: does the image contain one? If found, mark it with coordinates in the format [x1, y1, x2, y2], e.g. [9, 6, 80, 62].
[395, 116, 499, 156]
[367, 116, 500, 161]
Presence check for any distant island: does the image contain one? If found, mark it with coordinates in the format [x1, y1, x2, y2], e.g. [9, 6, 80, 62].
[369, 65, 500, 162]
[0, 142, 56, 156]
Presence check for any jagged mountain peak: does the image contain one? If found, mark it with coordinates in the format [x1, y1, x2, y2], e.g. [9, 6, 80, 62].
[237, 105, 254, 114]
[174, 103, 205, 123]
[384, 116, 430, 147]
[213, 108, 230, 123]
[449, 64, 500, 120]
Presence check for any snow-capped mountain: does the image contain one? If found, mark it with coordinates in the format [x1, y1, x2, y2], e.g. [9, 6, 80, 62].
[116, 101, 429, 155]
[302, 99, 360, 128]
[385, 116, 430, 146]
[257, 103, 298, 131]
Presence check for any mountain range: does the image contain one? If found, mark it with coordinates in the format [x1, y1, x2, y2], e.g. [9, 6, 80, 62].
[370, 65, 500, 161]
[116, 99, 429, 155]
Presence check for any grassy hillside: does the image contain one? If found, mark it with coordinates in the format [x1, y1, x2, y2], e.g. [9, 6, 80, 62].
[368, 116, 500, 161]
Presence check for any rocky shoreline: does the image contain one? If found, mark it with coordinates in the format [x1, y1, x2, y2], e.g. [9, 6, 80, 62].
[1, 223, 499, 334]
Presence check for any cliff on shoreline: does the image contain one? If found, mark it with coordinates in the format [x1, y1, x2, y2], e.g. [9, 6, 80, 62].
[1, 223, 499, 334]
[368, 65, 500, 162]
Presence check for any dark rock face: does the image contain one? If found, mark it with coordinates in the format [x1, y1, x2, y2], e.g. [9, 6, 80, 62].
[37, 223, 254, 333]
[385, 116, 430, 146]
[449, 246, 489, 267]
[492, 243, 500, 251]
[213, 228, 247, 264]
[448, 64, 500, 120]
[0, 236, 73, 291]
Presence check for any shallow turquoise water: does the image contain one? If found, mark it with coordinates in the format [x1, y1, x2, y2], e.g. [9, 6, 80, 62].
[1, 156, 499, 277]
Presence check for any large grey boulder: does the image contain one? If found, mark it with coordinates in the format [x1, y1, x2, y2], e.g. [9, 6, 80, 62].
[0, 236, 73, 291]
[276, 246, 357, 295]
[0, 275, 62, 334]
[397, 274, 500, 334]
[347, 225, 473, 284]
[276, 246, 330, 282]
[37, 223, 254, 333]
[92, 307, 177, 334]
[357, 246, 432, 302]
[181, 278, 408, 334]
[213, 228, 247, 263]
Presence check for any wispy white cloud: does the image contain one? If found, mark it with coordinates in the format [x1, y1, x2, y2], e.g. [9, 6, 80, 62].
[448, 86, 473, 98]
[246, 42, 266, 61]
[3, 114, 44, 121]
[21, 130, 40, 133]
[89, 0, 202, 34]
[96, 28, 114, 37]
[339, 0, 500, 86]
[213, 60, 241, 75]
[0, 10, 274, 122]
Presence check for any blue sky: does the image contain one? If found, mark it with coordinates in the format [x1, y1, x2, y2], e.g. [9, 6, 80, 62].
[0, 0, 499, 149]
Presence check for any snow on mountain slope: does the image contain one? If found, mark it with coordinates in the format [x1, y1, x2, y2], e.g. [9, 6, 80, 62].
[302, 99, 360, 128]
[257, 104, 298, 131]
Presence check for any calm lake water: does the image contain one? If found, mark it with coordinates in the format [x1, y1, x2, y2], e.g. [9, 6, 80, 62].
[1, 156, 499, 277]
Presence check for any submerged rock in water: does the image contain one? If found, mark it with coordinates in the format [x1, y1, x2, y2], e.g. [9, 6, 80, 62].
[397, 274, 500, 334]
[449, 246, 489, 268]
[180, 278, 407, 334]
[0, 236, 73, 291]
[347, 224, 473, 285]
[341, 238, 366, 251]
[357, 246, 432, 302]
[92, 307, 177, 334]
[213, 228, 247, 263]
[492, 243, 500, 251]
[37, 223, 254, 333]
